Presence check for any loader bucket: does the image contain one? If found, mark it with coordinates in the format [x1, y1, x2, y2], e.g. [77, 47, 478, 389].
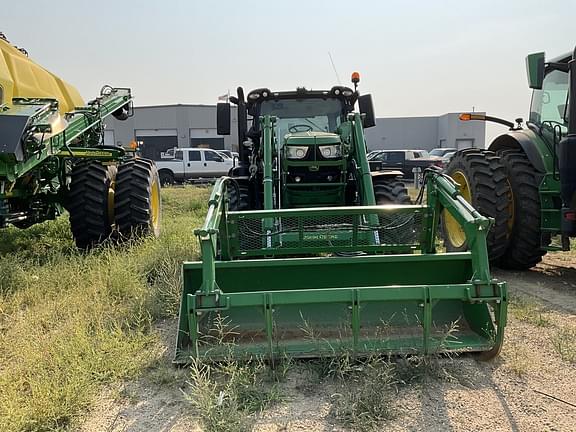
[174, 174, 507, 363]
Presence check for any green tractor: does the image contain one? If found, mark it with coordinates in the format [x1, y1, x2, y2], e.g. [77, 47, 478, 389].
[218, 75, 410, 211]
[175, 74, 507, 362]
[0, 35, 161, 248]
[442, 46, 576, 269]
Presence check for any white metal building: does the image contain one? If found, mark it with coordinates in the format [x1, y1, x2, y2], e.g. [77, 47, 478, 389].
[104, 105, 485, 160]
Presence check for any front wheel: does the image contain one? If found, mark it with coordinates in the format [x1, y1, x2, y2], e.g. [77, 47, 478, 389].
[114, 159, 162, 239]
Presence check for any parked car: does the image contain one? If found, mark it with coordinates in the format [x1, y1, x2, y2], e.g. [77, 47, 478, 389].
[155, 147, 233, 185]
[369, 150, 444, 180]
[429, 147, 457, 158]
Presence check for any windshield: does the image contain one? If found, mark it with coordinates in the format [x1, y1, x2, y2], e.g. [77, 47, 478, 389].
[260, 98, 345, 139]
[530, 69, 569, 134]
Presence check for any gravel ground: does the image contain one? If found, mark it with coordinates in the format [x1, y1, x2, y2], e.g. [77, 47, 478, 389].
[80, 254, 576, 432]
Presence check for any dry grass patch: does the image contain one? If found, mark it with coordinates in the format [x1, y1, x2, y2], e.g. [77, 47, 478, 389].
[551, 327, 576, 363]
[509, 295, 552, 327]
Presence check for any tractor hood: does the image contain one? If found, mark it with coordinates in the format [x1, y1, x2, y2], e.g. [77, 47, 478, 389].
[284, 131, 341, 146]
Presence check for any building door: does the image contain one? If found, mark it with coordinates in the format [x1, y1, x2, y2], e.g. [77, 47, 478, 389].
[455, 138, 474, 150]
[135, 129, 178, 160]
[190, 128, 225, 149]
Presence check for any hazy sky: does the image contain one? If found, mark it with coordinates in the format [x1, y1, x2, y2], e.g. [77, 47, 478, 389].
[3, 0, 575, 142]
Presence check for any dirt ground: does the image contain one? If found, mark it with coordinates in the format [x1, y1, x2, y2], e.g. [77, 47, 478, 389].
[79, 254, 576, 432]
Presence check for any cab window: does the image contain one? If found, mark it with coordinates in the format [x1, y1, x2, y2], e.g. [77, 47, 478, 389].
[204, 151, 224, 162]
[530, 69, 569, 134]
[189, 150, 201, 161]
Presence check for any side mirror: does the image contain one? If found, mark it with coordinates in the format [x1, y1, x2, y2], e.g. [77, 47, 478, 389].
[358, 94, 376, 128]
[217, 102, 231, 135]
[526, 52, 545, 90]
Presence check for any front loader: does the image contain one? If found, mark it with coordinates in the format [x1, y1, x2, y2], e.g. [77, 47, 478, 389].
[0, 34, 161, 247]
[175, 74, 507, 362]
[443, 45, 576, 270]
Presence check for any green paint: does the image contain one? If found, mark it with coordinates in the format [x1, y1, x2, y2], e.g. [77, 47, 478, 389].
[0, 88, 132, 227]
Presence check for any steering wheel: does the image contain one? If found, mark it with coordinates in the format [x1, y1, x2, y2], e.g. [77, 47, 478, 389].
[289, 124, 313, 133]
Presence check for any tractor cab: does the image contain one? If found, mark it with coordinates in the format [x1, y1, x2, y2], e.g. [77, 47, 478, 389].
[251, 89, 353, 207]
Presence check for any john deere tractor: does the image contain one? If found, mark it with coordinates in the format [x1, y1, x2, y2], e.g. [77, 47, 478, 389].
[443, 46, 576, 269]
[0, 34, 161, 248]
[217, 75, 410, 211]
[175, 74, 508, 362]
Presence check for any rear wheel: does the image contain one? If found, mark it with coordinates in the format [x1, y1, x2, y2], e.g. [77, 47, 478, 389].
[441, 149, 511, 262]
[114, 159, 161, 239]
[68, 161, 116, 249]
[228, 180, 251, 210]
[497, 151, 548, 269]
[373, 178, 411, 204]
[373, 178, 412, 245]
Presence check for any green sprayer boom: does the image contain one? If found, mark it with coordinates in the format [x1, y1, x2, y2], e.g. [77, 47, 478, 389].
[0, 35, 161, 247]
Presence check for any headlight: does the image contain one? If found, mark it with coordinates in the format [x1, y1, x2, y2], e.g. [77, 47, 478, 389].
[286, 146, 309, 159]
[319, 145, 342, 159]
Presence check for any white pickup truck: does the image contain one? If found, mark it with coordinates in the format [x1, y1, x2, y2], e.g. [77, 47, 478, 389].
[155, 147, 234, 185]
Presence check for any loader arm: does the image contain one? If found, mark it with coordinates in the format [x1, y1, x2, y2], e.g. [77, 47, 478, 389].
[175, 170, 507, 362]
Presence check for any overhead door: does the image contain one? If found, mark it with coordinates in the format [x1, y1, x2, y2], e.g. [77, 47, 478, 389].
[135, 129, 178, 160]
[190, 128, 224, 149]
[455, 138, 474, 150]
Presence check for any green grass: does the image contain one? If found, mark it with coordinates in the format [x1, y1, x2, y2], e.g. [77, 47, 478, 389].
[0, 186, 209, 432]
[509, 295, 552, 327]
[184, 356, 284, 432]
[551, 327, 576, 363]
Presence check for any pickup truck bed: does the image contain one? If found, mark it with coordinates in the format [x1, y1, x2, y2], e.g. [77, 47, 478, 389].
[368, 150, 442, 180]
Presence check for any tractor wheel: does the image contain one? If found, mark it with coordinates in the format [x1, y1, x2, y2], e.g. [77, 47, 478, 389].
[68, 161, 116, 249]
[497, 151, 549, 269]
[441, 149, 511, 262]
[373, 178, 411, 204]
[374, 178, 412, 245]
[114, 158, 161, 239]
[228, 180, 251, 210]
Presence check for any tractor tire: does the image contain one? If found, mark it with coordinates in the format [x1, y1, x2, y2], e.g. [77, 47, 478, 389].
[68, 161, 116, 249]
[373, 178, 413, 245]
[441, 149, 511, 262]
[114, 158, 161, 239]
[497, 150, 549, 269]
[373, 178, 411, 205]
[228, 180, 251, 211]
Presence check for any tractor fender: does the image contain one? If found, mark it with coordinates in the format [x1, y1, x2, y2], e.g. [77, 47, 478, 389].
[370, 170, 404, 178]
[488, 131, 546, 174]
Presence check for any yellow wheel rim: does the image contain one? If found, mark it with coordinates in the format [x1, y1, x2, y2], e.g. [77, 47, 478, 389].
[444, 170, 472, 248]
[150, 176, 161, 232]
[107, 181, 115, 225]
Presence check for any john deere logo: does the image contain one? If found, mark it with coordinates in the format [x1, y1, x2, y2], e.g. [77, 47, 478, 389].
[303, 233, 338, 241]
